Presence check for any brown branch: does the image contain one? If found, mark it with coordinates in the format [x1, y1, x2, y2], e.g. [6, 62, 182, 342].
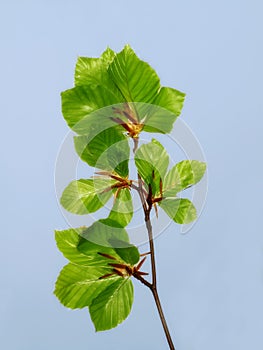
[132, 137, 175, 350]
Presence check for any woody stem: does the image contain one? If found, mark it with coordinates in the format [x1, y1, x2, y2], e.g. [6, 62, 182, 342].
[132, 138, 175, 350]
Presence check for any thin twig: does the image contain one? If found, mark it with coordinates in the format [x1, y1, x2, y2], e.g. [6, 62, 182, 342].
[132, 137, 175, 350]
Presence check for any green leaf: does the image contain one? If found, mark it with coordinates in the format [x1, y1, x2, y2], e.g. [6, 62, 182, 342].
[75, 57, 109, 87]
[61, 85, 124, 133]
[153, 87, 185, 117]
[54, 263, 120, 309]
[135, 139, 169, 196]
[159, 198, 197, 224]
[89, 278, 133, 331]
[100, 47, 116, 64]
[60, 178, 116, 214]
[74, 127, 130, 177]
[54, 227, 113, 267]
[108, 45, 160, 103]
[163, 160, 206, 197]
[142, 87, 186, 134]
[55, 227, 88, 265]
[110, 239, 140, 265]
[108, 188, 133, 227]
[74, 48, 116, 88]
[77, 219, 131, 258]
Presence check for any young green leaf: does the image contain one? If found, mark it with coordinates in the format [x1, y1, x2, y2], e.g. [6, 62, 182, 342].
[75, 48, 116, 87]
[54, 263, 120, 309]
[163, 160, 206, 197]
[108, 45, 160, 103]
[135, 139, 169, 196]
[61, 84, 124, 132]
[142, 87, 186, 134]
[110, 239, 140, 266]
[100, 47, 116, 64]
[55, 228, 116, 267]
[77, 219, 130, 257]
[77, 219, 140, 265]
[108, 188, 133, 227]
[55, 227, 89, 265]
[60, 178, 116, 215]
[153, 87, 185, 117]
[159, 198, 197, 224]
[89, 278, 133, 331]
[74, 127, 130, 177]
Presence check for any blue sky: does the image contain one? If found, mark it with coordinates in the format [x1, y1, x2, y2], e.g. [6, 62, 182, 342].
[1, 1, 263, 349]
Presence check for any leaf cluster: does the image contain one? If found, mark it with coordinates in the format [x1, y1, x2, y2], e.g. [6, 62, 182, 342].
[55, 45, 206, 332]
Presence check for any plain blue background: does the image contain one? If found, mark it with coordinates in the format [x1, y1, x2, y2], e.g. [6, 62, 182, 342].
[1, 1, 263, 349]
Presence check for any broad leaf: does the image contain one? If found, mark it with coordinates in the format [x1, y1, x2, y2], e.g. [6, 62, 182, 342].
[77, 219, 130, 258]
[163, 160, 206, 197]
[110, 239, 140, 265]
[60, 178, 116, 214]
[55, 227, 89, 266]
[89, 278, 133, 331]
[61, 85, 124, 132]
[108, 45, 160, 103]
[159, 198, 197, 224]
[55, 227, 117, 267]
[135, 139, 169, 196]
[142, 87, 185, 133]
[74, 127, 130, 177]
[100, 47, 116, 64]
[153, 87, 185, 117]
[75, 48, 115, 88]
[108, 188, 133, 227]
[54, 263, 120, 309]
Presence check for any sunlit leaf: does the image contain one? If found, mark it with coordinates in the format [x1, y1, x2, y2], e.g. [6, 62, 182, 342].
[111, 239, 140, 265]
[55, 228, 115, 267]
[61, 85, 124, 132]
[163, 160, 206, 197]
[159, 198, 197, 224]
[108, 188, 133, 227]
[54, 263, 120, 309]
[135, 139, 169, 196]
[108, 45, 160, 103]
[60, 178, 116, 214]
[54, 221, 138, 329]
[74, 127, 130, 177]
[89, 278, 133, 331]
[153, 87, 185, 116]
[142, 87, 185, 133]
[77, 219, 130, 258]
[100, 47, 116, 64]
[75, 47, 116, 88]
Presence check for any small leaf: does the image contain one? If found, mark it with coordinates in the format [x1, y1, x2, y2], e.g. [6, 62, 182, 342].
[159, 198, 197, 224]
[60, 178, 116, 214]
[163, 160, 206, 197]
[74, 127, 130, 177]
[89, 278, 133, 331]
[108, 188, 133, 227]
[108, 45, 160, 103]
[135, 139, 169, 196]
[54, 263, 120, 309]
